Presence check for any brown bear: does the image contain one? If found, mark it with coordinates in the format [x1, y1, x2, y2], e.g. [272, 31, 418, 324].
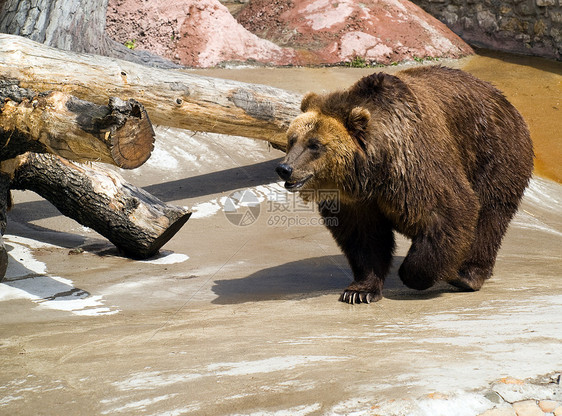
[276, 66, 534, 304]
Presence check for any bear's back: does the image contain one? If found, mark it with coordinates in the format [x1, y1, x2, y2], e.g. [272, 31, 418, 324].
[397, 66, 534, 204]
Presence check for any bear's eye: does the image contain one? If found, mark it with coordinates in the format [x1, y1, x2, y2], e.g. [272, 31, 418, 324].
[288, 135, 297, 148]
[307, 139, 322, 152]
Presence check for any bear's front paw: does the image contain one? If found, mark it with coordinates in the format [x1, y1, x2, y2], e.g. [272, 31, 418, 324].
[339, 290, 382, 304]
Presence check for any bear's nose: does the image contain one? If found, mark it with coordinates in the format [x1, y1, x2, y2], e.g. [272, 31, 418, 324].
[276, 163, 293, 180]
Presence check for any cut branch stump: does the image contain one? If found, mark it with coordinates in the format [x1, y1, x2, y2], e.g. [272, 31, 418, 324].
[0, 80, 155, 169]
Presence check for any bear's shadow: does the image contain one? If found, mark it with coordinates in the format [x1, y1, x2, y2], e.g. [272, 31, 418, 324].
[211, 255, 462, 305]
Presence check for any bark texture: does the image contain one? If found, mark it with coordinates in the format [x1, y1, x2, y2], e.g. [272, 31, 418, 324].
[0, 80, 155, 168]
[0, 0, 179, 68]
[0, 0, 109, 54]
[11, 153, 192, 260]
[0, 34, 301, 150]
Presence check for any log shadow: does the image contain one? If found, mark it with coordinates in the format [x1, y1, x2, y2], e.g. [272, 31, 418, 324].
[144, 158, 282, 202]
[211, 255, 461, 305]
[7, 198, 62, 224]
[6, 158, 282, 257]
[5, 216, 122, 257]
[2, 241, 92, 302]
[8, 158, 283, 223]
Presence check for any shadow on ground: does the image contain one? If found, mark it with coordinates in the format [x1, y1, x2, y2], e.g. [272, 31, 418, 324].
[144, 158, 282, 202]
[9, 159, 283, 223]
[211, 255, 460, 304]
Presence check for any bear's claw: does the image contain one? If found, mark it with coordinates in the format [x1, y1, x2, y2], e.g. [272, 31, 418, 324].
[339, 290, 381, 304]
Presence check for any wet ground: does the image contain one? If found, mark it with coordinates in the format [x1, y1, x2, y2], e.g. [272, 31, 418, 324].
[0, 52, 561, 415]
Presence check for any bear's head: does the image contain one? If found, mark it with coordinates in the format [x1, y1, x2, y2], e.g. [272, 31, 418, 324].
[275, 91, 371, 200]
[276, 72, 418, 201]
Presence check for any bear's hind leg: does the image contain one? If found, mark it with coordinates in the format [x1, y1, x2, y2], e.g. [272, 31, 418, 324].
[451, 201, 520, 291]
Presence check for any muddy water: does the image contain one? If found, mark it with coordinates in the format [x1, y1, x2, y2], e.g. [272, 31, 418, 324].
[192, 50, 562, 183]
[464, 50, 561, 183]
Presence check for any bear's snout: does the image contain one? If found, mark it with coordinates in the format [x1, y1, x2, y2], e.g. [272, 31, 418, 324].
[276, 163, 293, 181]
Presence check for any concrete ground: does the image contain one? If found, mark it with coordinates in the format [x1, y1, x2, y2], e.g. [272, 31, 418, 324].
[1, 57, 561, 415]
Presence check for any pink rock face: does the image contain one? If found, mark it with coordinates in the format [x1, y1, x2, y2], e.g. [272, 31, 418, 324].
[174, 1, 296, 67]
[238, 0, 473, 65]
[106, 0, 472, 68]
[106, 0, 296, 67]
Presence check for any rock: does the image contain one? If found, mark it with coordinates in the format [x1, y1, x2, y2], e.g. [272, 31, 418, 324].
[106, 0, 296, 67]
[237, 0, 472, 65]
[492, 379, 559, 403]
[536, 0, 556, 6]
[511, 400, 544, 416]
[539, 400, 560, 412]
[413, 0, 561, 60]
[106, 0, 472, 68]
[485, 391, 505, 404]
[477, 10, 499, 33]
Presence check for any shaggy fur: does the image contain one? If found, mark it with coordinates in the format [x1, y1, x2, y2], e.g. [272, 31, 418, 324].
[276, 66, 534, 304]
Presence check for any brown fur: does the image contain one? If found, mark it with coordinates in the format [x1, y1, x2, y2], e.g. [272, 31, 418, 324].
[277, 66, 534, 304]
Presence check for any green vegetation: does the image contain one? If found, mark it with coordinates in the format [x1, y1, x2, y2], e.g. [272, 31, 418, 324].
[349, 56, 368, 68]
[413, 55, 440, 63]
[348, 56, 385, 68]
[344, 55, 441, 68]
[124, 39, 137, 50]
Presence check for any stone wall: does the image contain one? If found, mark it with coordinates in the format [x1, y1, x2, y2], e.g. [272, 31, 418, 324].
[411, 0, 561, 60]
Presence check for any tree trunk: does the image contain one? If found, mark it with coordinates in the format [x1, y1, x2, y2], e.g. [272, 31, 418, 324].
[0, 80, 155, 169]
[0, 34, 302, 151]
[10, 153, 192, 261]
[0, 0, 179, 68]
[0, 0, 109, 55]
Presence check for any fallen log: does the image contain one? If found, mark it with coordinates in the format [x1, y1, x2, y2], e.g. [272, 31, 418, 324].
[0, 80, 155, 169]
[10, 153, 192, 260]
[0, 33, 301, 279]
[0, 80, 189, 280]
[0, 34, 302, 150]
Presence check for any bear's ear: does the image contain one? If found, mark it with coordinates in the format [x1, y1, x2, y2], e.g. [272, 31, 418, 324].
[350, 72, 418, 107]
[346, 107, 371, 151]
[351, 72, 401, 96]
[348, 107, 370, 131]
[300, 92, 320, 112]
